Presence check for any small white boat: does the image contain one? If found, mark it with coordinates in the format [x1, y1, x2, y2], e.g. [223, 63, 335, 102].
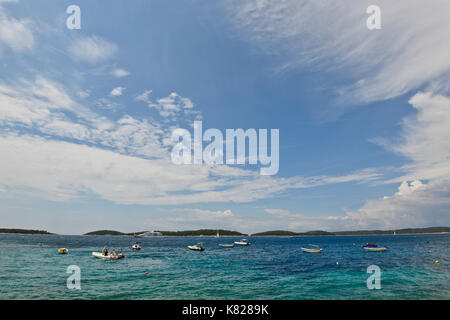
[364, 247, 387, 252]
[188, 243, 204, 251]
[234, 239, 250, 246]
[132, 243, 141, 250]
[219, 244, 235, 248]
[92, 251, 125, 260]
[301, 247, 323, 254]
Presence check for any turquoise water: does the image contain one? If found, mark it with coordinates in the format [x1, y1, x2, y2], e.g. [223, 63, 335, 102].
[0, 233, 449, 299]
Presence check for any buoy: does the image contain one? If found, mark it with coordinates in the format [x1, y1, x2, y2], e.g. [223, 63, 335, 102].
[145, 272, 149, 275]
[228, 262, 231, 265]
[435, 260, 439, 264]
[336, 262, 339, 265]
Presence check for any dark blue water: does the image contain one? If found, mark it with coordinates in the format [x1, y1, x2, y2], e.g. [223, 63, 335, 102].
[0, 233, 449, 299]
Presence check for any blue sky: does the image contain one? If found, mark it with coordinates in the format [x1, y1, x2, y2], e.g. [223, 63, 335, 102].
[1, 0, 450, 234]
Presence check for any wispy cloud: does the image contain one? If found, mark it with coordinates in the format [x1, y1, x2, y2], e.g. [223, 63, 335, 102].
[0, 3, 34, 52]
[347, 92, 450, 228]
[225, 0, 450, 105]
[136, 90, 200, 119]
[0, 76, 382, 205]
[109, 86, 125, 97]
[68, 35, 118, 64]
[112, 68, 130, 78]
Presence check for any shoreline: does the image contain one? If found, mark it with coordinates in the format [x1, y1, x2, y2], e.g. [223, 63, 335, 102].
[1, 231, 449, 237]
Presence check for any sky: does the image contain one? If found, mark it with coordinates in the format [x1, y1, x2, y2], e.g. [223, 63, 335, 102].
[0, 0, 450, 234]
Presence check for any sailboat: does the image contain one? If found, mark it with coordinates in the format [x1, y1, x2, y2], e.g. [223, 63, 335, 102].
[216, 230, 220, 238]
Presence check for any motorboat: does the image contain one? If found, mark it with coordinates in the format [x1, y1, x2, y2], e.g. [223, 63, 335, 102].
[188, 243, 205, 251]
[58, 248, 69, 254]
[218, 244, 235, 248]
[364, 247, 387, 252]
[234, 239, 250, 246]
[92, 251, 125, 260]
[132, 243, 141, 250]
[301, 244, 322, 253]
[301, 247, 323, 254]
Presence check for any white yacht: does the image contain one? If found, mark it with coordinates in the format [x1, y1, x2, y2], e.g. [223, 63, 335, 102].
[234, 239, 250, 246]
[188, 243, 205, 251]
[137, 231, 163, 237]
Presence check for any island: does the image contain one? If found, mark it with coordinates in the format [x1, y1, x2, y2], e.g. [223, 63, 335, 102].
[155, 229, 246, 237]
[251, 227, 450, 236]
[83, 229, 246, 237]
[0, 228, 54, 235]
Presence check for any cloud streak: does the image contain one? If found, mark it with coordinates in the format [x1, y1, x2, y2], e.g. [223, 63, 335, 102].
[225, 0, 450, 104]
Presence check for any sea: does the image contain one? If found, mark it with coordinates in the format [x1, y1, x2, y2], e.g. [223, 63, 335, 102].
[0, 233, 449, 300]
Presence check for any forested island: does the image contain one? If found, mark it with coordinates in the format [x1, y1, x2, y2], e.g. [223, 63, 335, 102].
[83, 229, 246, 236]
[83, 230, 147, 236]
[2, 227, 448, 237]
[251, 227, 450, 236]
[0, 228, 54, 235]
[155, 229, 246, 236]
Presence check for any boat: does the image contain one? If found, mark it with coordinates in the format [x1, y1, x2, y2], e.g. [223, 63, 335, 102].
[92, 251, 125, 260]
[301, 247, 323, 254]
[58, 248, 68, 254]
[136, 231, 163, 237]
[234, 239, 250, 246]
[219, 244, 235, 248]
[187, 243, 205, 251]
[132, 243, 141, 250]
[364, 247, 387, 252]
[362, 243, 377, 247]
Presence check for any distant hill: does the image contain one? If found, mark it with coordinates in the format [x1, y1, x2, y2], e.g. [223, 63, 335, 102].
[0, 228, 54, 235]
[84, 230, 126, 236]
[252, 227, 450, 236]
[84, 229, 245, 236]
[252, 230, 333, 236]
[155, 229, 246, 236]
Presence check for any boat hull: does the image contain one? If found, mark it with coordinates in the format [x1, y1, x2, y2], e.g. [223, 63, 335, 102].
[219, 244, 235, 248]
[364, 247, 387, 252]
[234, 242, 250, 246]
[301, 248, 323, 253]
[187, 246, 204, 251]
[92, 252, 125, 259]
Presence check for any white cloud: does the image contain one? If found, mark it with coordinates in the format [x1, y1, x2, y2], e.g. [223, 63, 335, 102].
[0, 132, 380, 206]
[109, 86, 125, 97]
[77, 90, 90, 99]
[112, 68, 130, 78]
[225, 0, 450, 104]
[68, 35, 118, 64]
[136, 90, 152, 102]
[0, 76, 381, 207]
[345, 179, 450, 229]
[0, 4, 34, 52]
[347, 92, 450, 228]
[136, 90, 199, 119]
